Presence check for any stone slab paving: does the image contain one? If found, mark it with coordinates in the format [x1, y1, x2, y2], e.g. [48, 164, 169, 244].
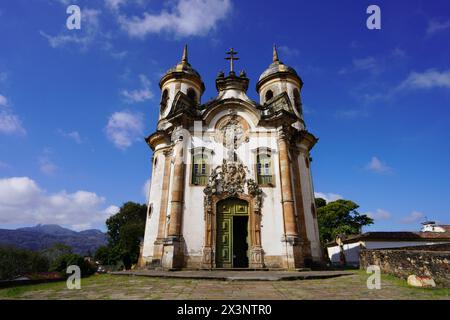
[111, 270, 353, 281]
[0, 271, 449, 300]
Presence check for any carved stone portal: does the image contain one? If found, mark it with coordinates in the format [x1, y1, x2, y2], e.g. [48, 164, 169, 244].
[202, 160, 264, 269]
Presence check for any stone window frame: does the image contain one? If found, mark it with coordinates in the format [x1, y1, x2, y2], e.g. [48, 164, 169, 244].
[187, 87, 197, 103]
[265, 89, 274, 102]
[252, 147, 276, 188]
[292, 88, 302, 114]
[160, 89, 169, 112]
[190, 147, 214, 186]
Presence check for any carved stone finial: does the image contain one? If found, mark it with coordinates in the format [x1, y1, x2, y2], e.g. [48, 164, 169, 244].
[273, 44, 279, 63]
[181, 44, 188, 63]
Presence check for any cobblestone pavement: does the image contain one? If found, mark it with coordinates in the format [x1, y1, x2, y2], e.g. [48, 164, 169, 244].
[1, 271, 449, 300]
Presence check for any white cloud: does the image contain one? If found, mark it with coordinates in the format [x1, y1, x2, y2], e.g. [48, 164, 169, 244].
[335, 107, 370, 119]
[58, 129, 82, 144]
[365, 156, 392, 174]
[401, 211, 425, 224]
[105, 0, 128, 11]
[427, 19, 450, 35]
[398, 69, 450, 90]
[314, 192, 343, 203]
[391, 47, 406, 59]
[366, 209, 392, 221]
[40, 8, 102, 50]
[106, 110, 144, 150]
[54, 0, 72, 5]
[0, 95, 26, 136]
[118, 0, 232, 38]
[111, 50, 128, 59]
[339, 56, 381, 76]
[0, 177, 118, 230]
[0, 94, 8, 107]
[121, 74, 153, 103]
[353, 56, 379, 73]
[38, 149, 58, 176]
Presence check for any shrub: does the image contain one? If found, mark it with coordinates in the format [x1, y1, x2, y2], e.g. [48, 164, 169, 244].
[50, 253, 96, 277]
[0, 246, 50, 280]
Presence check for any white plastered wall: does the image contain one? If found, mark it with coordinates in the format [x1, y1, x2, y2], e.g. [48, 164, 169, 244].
[297, 151, 322, 261]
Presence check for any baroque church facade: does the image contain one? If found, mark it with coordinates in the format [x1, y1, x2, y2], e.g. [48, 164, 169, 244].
[141, 46, 322, 270]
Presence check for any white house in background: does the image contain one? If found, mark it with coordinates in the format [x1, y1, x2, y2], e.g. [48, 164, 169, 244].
[326, 221, 450, 266]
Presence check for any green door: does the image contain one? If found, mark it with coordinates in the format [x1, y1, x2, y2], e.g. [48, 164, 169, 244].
[216, 199, 249, 268]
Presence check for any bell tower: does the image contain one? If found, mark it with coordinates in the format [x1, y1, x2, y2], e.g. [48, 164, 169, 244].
[158, 45, 205, 123]
[256, 45, 305, 129]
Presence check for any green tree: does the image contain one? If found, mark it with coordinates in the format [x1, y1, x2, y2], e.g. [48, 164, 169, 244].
[316, 199, 373, 245]
[50, 253, 96, 277]
[0, 246, 50, 280]
[94, 246, 111, 265]
[315, 198, 327, 209]
[41, 243, 73, 264]
[105, 202, 147, 269]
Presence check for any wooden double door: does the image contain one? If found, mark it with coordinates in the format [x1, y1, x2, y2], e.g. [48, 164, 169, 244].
[216, 198, 249, 268]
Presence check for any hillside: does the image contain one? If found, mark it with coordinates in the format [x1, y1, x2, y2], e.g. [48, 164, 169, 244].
[0, 224, 107, 255]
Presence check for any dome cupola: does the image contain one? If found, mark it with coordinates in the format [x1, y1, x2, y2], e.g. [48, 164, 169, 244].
[159, 45, 205, 93]
[256, 45, 302, 93]
[158, 45, 205, 121]
[256, 45, 305, 126]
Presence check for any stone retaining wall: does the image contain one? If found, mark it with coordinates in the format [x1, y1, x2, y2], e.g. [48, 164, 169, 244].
[360, 247, 450, 287]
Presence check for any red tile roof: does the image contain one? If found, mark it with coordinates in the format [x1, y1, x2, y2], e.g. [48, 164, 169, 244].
[326, 230, 450, 246]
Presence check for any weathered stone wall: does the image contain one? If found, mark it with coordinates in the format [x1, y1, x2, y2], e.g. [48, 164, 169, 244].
[360, 246, 450, 287]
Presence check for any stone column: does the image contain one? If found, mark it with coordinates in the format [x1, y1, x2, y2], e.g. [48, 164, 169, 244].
[152, 148, 172, 264]
[201, 202, 214, 269]
[162, 132, 186, 269]
[292, 148, 312, 266]
[249, 207, 264, 269]
[277, 127, 303, 269]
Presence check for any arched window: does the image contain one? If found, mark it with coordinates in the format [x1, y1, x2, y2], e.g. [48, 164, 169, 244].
[257, 152, 273, 186]
[265, 90, 274, 102]
[191, 149, 211, 185]
[187, 88, 197, 103]
[148, 204, 153, 219]
[293, 88, 301, 111]
[160, 89, 169, 111]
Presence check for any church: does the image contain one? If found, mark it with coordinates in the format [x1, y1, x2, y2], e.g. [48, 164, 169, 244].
[141, 45, 323, 270]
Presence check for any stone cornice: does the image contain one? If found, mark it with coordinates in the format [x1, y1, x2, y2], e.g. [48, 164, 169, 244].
[292, 130, 319, 151]
[145, 130, 171, 151]
[256, 72, 303, 93]
[159, 71, 205, 94]
[215, 72, 249, 93]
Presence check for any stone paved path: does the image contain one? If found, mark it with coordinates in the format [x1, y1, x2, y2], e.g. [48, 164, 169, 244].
[0, 271, 448, 300]
[111, 270, 353, 281]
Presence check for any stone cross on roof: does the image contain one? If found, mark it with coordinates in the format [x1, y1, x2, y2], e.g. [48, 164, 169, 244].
[225, 48, 239, 74]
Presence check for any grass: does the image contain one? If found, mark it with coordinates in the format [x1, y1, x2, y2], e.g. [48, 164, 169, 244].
[0, 280, 67, 298]
[354, 269, 450, 297]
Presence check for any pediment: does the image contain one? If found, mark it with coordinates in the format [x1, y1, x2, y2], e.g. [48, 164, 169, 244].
[201, 98, 261, 127]
[165, 91, 200, 120]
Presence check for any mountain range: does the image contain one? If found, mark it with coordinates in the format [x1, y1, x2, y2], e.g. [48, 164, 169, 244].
[0, 224, 107, 255]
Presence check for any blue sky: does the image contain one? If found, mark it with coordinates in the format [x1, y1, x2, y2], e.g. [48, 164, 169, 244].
[0, 0, 449, 232]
